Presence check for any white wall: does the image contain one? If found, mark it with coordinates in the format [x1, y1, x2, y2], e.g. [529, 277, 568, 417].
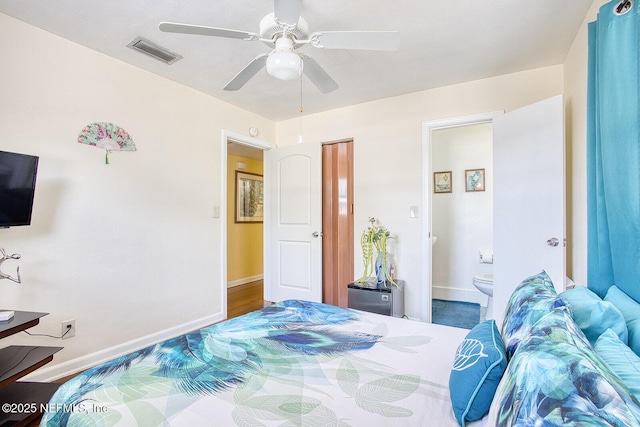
[0, 0, 601, 375]
[431, 124, 493, 305]
[0, 13, 275, 378]
[277, 66, 564, 320]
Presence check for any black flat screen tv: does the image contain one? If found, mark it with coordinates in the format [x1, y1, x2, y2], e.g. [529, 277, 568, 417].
[0, 150, 39, 228]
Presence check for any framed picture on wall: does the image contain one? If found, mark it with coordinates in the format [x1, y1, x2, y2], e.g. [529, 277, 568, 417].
[235, 171, 264, 223]
[465, 168, 485, 192]
[434, 171, 452, 193]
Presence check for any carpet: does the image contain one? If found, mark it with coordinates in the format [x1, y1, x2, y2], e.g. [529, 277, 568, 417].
[432, 299, 481, 330]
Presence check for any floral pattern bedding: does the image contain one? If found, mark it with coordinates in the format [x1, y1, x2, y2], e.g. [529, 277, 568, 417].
[489, 306, 640, 426]
[490, 270, 640, 426]
[41, 300, 470, 427]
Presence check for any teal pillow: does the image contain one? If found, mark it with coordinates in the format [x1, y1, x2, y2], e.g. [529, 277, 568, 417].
[595, 328, 640, 399]
[501, 271, 566, 358]
[450, 320, 507, 426]
[605, 286, 640, 357]
[560, 286, 628, 346]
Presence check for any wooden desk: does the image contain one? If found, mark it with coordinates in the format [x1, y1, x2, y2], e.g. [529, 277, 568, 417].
[0, 310, 63, 427]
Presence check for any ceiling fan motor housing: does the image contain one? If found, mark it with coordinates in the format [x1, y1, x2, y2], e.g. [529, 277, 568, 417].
[259, 12, 309, 46]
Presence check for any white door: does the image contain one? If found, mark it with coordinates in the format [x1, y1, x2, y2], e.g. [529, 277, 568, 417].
[493, 95, 565, 325]
[265, 142, 323, 303]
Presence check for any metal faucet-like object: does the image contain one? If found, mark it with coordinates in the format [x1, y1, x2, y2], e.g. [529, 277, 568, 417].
[0, 248, 21, 283]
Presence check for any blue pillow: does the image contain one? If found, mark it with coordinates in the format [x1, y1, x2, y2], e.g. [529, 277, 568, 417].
[560, 286, 628, 346]
[605, 286, 640, 357]
[450, 320, 507, 426]
[595, 328, 640, 399]
[501, 271, 566, 358]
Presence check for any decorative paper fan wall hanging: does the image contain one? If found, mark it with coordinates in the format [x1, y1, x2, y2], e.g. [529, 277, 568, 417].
[78, 122, 136, 164]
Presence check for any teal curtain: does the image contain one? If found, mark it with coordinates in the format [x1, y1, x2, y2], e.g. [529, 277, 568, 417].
[587, 0, 640, 302]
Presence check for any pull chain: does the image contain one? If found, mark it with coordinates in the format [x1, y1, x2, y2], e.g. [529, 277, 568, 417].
[299, 75, 304, 144]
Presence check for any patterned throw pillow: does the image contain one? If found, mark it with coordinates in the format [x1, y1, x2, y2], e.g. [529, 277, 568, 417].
[488, 307, 640, 426]
[501, 270, 566, 358]
[449, 320, 507, 426]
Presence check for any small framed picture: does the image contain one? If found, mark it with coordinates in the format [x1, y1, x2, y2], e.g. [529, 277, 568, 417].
[465, 168, 485, 192]
[434, 171, 452, 193]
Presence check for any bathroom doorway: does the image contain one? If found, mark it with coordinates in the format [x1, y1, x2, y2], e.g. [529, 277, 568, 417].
[422, 96, 566, 325]
[431, 123, 493, 322]
[421, 112, 501, 323]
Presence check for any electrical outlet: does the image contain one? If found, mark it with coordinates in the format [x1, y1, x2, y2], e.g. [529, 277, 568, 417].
[62, 319, 75, 339]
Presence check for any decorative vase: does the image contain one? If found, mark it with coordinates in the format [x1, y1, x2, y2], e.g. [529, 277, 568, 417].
[375, 252, 388, 286]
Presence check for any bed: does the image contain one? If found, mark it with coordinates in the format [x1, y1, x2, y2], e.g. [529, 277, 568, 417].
[42, 271, 640, 426]
[41, 300, 476, 426]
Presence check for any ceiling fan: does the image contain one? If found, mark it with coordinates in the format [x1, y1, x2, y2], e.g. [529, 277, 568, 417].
[159, 0, 399, 93]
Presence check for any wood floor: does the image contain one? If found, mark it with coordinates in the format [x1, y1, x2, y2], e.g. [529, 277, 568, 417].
[227, 279, 269, 319]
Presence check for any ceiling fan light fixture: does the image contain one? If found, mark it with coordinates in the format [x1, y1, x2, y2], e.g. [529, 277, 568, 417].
[266, 38, 302, 81]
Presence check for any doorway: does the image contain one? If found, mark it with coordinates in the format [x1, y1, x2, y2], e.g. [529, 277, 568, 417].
[222, 131, 354, 316]
[431, 123, 493, 317]
[227, 141, 266, 317]
[421, 112, 501, 323]
[222, 130, 274, 318]
[422, 96, 566, 325]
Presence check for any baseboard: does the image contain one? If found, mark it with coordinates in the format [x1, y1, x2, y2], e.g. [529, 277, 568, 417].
[227, 274, 263, 288]
[23, 311, 226, 383]
[432, 285, 488, 307]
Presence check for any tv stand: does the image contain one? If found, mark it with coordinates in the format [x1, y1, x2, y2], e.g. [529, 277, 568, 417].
[0, 310, 62, 426]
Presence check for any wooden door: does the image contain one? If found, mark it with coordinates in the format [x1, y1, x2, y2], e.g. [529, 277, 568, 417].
[322, 141, 354, 307]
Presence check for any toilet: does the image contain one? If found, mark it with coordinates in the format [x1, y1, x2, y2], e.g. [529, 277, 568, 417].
[473, 274, 494, 319]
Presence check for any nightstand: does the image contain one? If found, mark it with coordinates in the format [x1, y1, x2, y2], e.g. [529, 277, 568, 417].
[347, 280, 405, 318]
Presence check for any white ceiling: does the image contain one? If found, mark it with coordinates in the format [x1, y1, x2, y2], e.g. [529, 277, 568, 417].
[0, 0, 593, 121]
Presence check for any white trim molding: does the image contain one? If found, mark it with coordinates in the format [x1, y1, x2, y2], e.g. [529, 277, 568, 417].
[227, 274, 264, 288]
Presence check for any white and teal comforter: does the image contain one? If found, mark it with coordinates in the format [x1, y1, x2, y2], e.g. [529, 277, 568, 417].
[41, 300, 470, 426]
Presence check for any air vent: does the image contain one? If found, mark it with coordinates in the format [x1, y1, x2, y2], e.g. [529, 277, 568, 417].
[127, 36, 183, 65]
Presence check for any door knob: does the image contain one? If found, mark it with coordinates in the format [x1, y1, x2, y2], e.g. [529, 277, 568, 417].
[312, 231, 323, 238]
[546, 237, 559, 247]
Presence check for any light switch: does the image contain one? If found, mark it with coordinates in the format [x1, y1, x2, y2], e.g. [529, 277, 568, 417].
[410, 206, 419, 218]
[212, 206, 220, 218]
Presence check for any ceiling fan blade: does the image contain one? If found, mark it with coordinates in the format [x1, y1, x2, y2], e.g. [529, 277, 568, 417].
[309, 31, 400, 51]
[274, 0, 302, 27]
[301, 55, 338, 94]
[159, 22, 260, 41]
[223, 53, 269, 91]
